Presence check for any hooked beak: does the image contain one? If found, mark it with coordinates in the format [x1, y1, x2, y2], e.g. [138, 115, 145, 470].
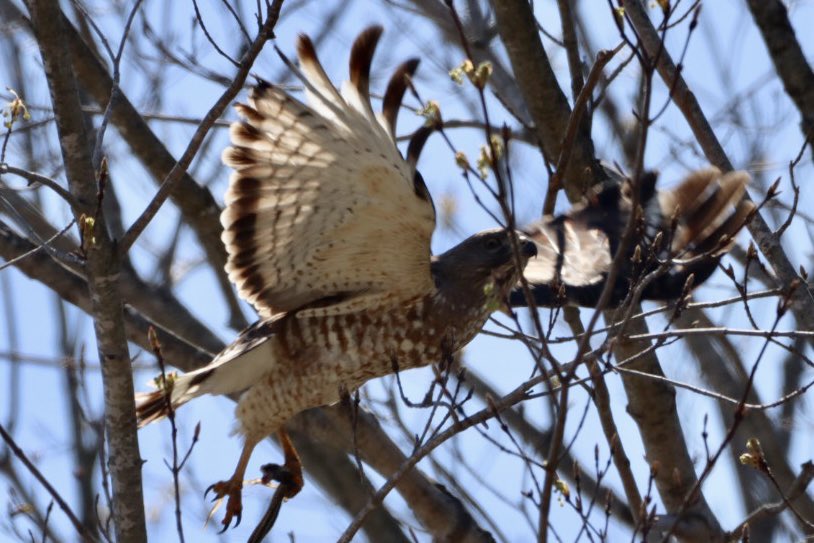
[519, 236, 538, 259]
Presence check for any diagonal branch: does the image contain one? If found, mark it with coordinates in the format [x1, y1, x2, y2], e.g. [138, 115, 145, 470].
[745, 0, 814, 158]
[621, 0, 814, 337]
[492, 0, 605, 202]
[118, 2, 282, 255]
[0, 0, 247, 330]
[0, 423, 93, 542]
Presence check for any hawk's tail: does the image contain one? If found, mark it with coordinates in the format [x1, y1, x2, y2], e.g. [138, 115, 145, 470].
[635, 168, 755, 300]
[135, 367, 213, 428]
[135, 319, 281, 428]
[134, 390, 174, 427]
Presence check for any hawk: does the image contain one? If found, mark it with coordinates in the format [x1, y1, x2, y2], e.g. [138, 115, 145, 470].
[135, 26, 537, 529]
[511, 168, 754, 308]
[135, 25, 754, 532]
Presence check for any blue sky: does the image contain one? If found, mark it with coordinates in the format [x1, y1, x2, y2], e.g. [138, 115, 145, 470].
[2, 0, 814, 541]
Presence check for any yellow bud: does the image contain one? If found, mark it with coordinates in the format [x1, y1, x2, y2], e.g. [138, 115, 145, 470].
[489, 134, 504, 160]
[554, 478, 570, 500]
[477, 145, 491, 179]
[472, 61, 493, 89]
[739, 453, 759, 469]
[2, 88, 31, 127]
[613, 7, 625, 26]
[449, 67, 463, 85]
[153, 371, 178, 391]
[417, 100, 441, 127]
[454, 151, 470, 170]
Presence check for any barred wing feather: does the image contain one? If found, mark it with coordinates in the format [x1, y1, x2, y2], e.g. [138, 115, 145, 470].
[221, 27, 434, 318]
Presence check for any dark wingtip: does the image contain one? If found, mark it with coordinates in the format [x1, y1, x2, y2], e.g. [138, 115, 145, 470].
[296, 33, 318, 65]
[349, 25, 384, 100]
[254, 77, 272, 92]
[383, 58, 421, 136]
[406, 125, 436, 169]
[251, 77, 273, 100]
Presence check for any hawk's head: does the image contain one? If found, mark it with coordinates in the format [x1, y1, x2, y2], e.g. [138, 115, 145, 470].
[432, 229, 537, 310]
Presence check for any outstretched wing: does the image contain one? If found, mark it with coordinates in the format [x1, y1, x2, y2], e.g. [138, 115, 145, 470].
[221, 26, 435, 318]
[512, 168, 755, 307]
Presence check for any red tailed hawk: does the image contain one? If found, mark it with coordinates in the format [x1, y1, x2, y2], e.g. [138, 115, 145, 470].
[136, 26, 536, 530]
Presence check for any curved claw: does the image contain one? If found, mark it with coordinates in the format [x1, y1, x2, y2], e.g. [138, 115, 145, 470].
[205, 479, 243, 530]
[204, 483, 216, 501]
[216, 509, 242, 533]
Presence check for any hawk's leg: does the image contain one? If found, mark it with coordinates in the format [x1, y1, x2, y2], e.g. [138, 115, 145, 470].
[261, 429, 304, 498]
[248, 430, 304, 541]
[205, 436, 260, 530]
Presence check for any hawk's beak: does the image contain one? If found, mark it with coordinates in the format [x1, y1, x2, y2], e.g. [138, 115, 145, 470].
[517, 235, 538, 259]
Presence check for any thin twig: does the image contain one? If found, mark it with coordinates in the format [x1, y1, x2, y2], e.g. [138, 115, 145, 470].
[0, 163, 77, 207]
[0, 423, 95, 542]
[542, 44, 622, 215]
[0, 219, 76, 273]
[118, 1, 283, 254]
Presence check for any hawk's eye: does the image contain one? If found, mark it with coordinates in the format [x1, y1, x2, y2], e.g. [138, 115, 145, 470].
[484, 237, 501, 251]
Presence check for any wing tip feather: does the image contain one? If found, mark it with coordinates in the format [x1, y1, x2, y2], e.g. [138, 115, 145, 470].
[669, 168, 753, 252]
[296, 33, 318, 66]
[349, 25, 384, 94]
[382, 58, 420, 136]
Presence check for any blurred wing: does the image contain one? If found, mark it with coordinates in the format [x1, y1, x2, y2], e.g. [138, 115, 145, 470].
[656, 168, 754, 256]
[521, 219, 610, 287]
[221, 27, 434, 317]
[513, 168, 754, 307]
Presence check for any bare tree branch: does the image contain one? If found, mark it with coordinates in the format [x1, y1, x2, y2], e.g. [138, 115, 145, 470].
[25, 0, 147, 538]
[746, 0, 814, 158]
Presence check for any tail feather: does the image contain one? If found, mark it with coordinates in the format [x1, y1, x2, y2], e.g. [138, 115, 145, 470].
[135, 319, 281, 427]
[135, 390, 175, 428]
[135, 368, 211, 428]
[661, 168, 715, 214]
[694, 199, 756, 255]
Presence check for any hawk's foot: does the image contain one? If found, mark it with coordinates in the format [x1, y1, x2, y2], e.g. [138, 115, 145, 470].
[260, 429, 304, 498]
[205, 478, 243, 531]
[248, 432, 303, 541]
[260, 462, 303, 498]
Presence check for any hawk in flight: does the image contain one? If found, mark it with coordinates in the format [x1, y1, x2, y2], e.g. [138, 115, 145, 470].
[135, 26, 753, 532]
[136, 26, 536, 529]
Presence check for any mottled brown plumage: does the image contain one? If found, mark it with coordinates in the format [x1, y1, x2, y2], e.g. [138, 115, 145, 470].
[135, 26, 535, 531]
